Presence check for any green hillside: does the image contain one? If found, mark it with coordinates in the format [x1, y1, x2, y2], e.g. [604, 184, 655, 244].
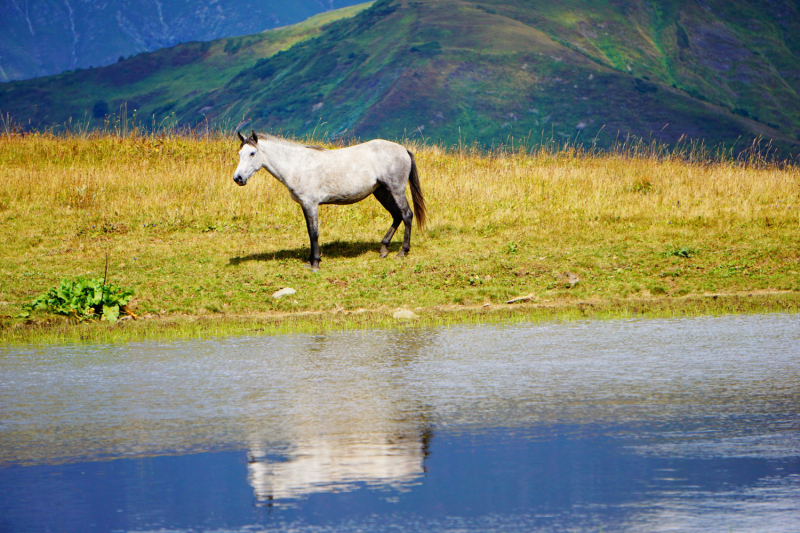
[0, 4, 374, 130]
[2, 0, 799, 155]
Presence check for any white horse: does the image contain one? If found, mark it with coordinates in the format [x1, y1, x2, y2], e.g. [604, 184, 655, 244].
[233, 131, 426, 271]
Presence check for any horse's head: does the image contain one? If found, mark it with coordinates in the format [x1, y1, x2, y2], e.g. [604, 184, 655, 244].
[233, 130, 264, 186]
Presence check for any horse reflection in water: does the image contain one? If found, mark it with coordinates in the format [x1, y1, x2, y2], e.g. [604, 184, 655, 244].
[247, 429, 432, 503]
[243, 331, 436, 504]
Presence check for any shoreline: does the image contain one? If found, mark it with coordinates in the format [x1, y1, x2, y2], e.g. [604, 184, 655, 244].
[3, 290, 797, 345]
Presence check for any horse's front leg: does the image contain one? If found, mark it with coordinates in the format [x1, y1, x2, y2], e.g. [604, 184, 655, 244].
[301, 203, 321, 271]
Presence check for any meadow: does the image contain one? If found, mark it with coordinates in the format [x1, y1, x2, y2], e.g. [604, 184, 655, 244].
[1, 129, 798, 343]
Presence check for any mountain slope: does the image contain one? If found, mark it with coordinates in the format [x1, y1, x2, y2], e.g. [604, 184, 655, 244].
[0, 0, 367, 81]
[215, 0, 799, 152]
[1, 0, 799, 155]
[0, 4, 375, 128]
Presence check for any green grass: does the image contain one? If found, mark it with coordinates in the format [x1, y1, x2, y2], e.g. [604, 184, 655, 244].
[1, 132, 798, 344]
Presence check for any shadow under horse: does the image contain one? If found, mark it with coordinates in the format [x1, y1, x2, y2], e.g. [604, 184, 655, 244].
[228, 240, 403, 266]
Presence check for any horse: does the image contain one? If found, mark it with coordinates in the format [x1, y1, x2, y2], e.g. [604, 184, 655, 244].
[232, 131, 426, 271]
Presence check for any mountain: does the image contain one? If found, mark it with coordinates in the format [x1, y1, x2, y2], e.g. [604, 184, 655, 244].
[2, 0, 799, 155]
[0, 0, 367, 81]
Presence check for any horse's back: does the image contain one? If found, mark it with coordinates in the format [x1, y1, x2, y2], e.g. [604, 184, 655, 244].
[351, 139, 412, 179]
[344, 139, 408, 160]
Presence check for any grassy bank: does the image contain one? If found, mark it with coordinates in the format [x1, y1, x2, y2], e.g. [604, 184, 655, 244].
[1, 132, 798, 343]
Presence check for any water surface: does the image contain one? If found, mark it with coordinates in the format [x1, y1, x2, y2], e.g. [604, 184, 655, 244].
[1, 313, 798, 532]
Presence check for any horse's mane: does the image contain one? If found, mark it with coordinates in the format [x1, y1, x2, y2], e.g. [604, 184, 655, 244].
[254, 132, 328, 151]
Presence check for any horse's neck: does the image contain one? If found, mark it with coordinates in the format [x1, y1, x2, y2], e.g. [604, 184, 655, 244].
[258, 141, 303, 187]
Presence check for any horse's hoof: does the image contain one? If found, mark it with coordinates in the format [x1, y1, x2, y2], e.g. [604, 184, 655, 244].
[396, 250, 407, 259]
[303, 263, 320, 272]
[380, 245, 389, 258]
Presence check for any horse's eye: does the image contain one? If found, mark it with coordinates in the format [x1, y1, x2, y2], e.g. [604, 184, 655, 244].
[250, 152, 255, 157]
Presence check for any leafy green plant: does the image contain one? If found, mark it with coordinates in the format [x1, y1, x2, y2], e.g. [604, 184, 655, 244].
[20, 278, 134, 322]
[664, 246, 697, 259]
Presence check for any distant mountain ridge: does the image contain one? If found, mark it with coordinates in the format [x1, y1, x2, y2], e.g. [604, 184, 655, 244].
[0, 0, 366, 81]
[1, 0, 799, 156]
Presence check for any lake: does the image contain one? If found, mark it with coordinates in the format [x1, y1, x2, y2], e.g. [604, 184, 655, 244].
[1, 313, 799, 532]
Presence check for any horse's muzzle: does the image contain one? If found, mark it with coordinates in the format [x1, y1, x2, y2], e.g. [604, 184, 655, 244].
[233, 175, 246, 186]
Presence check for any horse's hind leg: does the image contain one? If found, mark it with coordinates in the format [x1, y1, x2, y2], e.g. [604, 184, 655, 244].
[387, 187, 413, 259]
[373, 185, 403, 258]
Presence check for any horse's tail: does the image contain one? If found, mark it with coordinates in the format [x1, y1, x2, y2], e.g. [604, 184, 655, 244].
[407, 150, 427, 230]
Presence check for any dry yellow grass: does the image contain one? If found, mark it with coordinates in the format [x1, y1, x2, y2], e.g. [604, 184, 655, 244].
[1, 132, 798, 342]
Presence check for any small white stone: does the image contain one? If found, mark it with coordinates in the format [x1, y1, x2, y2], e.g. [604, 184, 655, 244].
[272, 287, 297, 299]
[393, 309, 418, 320]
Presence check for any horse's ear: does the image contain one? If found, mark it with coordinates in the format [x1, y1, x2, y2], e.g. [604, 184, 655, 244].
[250, 130, 258, 141]
[237, 131, 246, 145]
